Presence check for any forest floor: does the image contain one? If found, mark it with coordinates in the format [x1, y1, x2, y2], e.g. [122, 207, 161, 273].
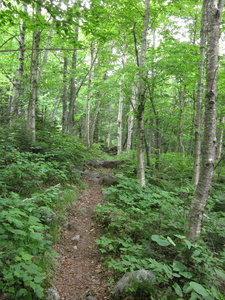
[52, 167, 112, 300]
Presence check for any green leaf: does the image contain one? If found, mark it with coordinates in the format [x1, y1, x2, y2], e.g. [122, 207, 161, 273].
[189, 282, 212, 299]
[30, 232, 43, 241]
[184, 239, 192, 249]
[215, 269, 225, 280]
[173, 283, 183, 297]
[173, 261, 187, 272]
[151, 235, 170, 246]
[167, 236, 176, 246]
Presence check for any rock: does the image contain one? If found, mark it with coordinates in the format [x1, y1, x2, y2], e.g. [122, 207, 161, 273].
[83, 169, 90, 175]
[71, 235, 80, 244]
[80, 207, 87, 214]
[63, 221, 77, 231]
[46, 287, 60, 300]
[92, 171, 101, 178]
[87, 160, 100, 167]
[101, 160, 125, 169]
[102, 175, 119, 186]
[86, 296, 97, 300]
[112, 270, 155, 299]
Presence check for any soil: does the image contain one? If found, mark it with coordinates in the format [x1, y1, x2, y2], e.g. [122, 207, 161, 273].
[52, 167, 112, 300]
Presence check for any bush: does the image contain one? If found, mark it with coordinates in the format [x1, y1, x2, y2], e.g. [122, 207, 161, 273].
[95, 177, 225, 299]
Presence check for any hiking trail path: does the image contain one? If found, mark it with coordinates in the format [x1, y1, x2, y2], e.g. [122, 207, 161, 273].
[52, 166, 112, 300]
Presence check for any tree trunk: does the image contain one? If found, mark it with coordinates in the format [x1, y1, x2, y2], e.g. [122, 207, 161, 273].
[68, 28, 78, 135]
[10, 4, 27, 124]
[188, 0, 225, 241]
[62, 57, 69, 135]
[39, 27, 54, 79]
[192, 0, 208, 185]
[175, 85, 185, 153]
[136, 0, 150, 187]
[85, 43, 95, 147]
[117, 74, 124, 155]
[127, 85, 136, 153]
[27, 5, 41, 142]
[216, 116, 225, 160]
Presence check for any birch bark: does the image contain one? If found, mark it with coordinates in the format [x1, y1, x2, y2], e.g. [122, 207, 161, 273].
[10, 5, 27, 124]
[27, 5, 41, 142]
[127, 85, 137, 153]
[136, 0, 150, 187]
[188, 0, 225, 240]
[192, 0, 208, 185]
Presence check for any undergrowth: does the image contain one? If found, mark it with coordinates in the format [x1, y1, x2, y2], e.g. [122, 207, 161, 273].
[0, 124, 94, 299]
[95, 167, 225, 299]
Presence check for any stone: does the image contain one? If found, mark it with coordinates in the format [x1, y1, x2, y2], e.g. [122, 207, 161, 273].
[71, 235, 80, 244]
[46, 287, 60, 300]
[63, 221, 77, 231]
[102, 175, 119, 186]
[92, 171, 101, 178]
[112, 270, 155, 299]
[87, 160, 100, 167]
[101, 160, 124, 169]
[86, 296, 97, 300]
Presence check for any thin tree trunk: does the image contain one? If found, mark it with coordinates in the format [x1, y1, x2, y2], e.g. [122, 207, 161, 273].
[39, 27, 54, 79]
[188, 0, 225, 241]
[27, 5, 41, 142]
[10, 4, 27, 124]
[127, 85, 136, 153]
[192, 0, 208, 185]
[62, 57, 68, 135]
[136, 0, 150, 187]
[175, 86, 185, 153]
[90, 74, 107, 147]
[68, 28, 78, 135]
[216, 116, 225, 160]
[117, 74, 124, 155]
[85, 43, 95, 147]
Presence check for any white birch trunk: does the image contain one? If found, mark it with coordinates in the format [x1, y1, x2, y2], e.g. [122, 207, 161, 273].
[27, 5, 41, 142]
[68, 28, 78, 135]
[117, 74, 124, 155]
[10, 5, 27, 124]
[85, 43, 95, 147]
[127, 85, 137, 153]
[136, 0, 150, 187]
[62, 57, 68, 135]
[216, 116, 225, 160]
[188, 0, 225, 240]
[192, 0, 208, 185]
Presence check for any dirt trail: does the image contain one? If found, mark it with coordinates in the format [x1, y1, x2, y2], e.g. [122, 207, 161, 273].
[52, 168, 111, 300]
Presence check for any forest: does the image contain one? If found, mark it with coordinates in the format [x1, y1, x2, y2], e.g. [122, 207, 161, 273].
[0, 0, 225, 299]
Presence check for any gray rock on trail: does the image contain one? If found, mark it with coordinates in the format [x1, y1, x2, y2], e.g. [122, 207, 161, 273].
[71, 235, 80, 245]
[101, 160, 125, 169]
[63, 221, 77, 231]
[86, 296, 97, 300]
[112, 270, 155, 299]
[102, 174, 119, 186]
[46, 288, 60, 300]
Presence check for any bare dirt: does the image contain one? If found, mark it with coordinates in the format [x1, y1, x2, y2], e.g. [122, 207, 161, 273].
[52, 168, 112, 300]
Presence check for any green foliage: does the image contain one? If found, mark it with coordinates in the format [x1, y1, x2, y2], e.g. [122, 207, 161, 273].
[158, 153, 194, 181]
[0, 192, 55, 298]
[95, 177, 225, 299]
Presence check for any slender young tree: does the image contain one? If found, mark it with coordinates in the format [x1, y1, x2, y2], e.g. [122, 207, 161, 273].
[188, 0, 225, 240]
[68, 27, 78, 135]
[127, 84, 136, 153]
[85, 42, 95, 147]
[27, 5, 41, 141]
[192, 0, 208, 185]
[10, 4, 27, 124]
[62, 57, 69, 135]
[136, 0, 150, 187]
